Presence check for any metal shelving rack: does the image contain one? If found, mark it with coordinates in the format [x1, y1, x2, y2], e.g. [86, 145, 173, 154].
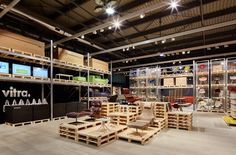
[226, 57, 236, 116]
[0, 40, 112, 120]
[210, 58, 226, 112]
[195, 60, 210, 111]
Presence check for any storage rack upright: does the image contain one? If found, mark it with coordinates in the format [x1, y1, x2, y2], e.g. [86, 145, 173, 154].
[0, 40, 112, 121]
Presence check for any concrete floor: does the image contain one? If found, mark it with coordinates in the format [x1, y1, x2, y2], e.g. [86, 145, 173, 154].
[0, 112, 235, 155]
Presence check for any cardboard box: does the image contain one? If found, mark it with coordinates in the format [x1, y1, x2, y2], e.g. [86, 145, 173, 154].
[164, 78, 174, 86]
[88, 58, 109, 71]
[57, 48, 84, 66]
[212, 65, 223, 72]
[0, 29, 45, 56]
[176, 77, 187, 86]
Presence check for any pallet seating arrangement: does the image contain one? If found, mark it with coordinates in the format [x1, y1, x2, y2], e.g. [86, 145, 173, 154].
[167, 111, 193, 130]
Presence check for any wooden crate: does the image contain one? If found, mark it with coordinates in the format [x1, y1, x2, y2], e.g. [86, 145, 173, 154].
[59, 120, 102, 141]
[5, 121, 32, 127]
[100, 102, 118, 116]
[57, 48, 84, 66]
[88, 58, 109, 72]
[117, 127, 161, 145]
[167, 111, 193, 130]
[108, 112, 136, 125]
[77, 124, 127, 147]
[0, 29, 45, 56]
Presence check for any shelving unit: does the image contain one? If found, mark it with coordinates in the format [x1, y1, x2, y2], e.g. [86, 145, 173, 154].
[196, 60, 210, 111]
[226, 57, 236, 117]
[210, 59, 226, 113]
[129, 67, 159, 101]
[0, 41, 112, 121]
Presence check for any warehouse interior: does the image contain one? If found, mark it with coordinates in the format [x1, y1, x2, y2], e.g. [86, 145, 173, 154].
[0, 0, 236, 155]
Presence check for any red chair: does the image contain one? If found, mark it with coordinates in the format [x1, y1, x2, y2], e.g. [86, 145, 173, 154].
[122, 88, 141, 104]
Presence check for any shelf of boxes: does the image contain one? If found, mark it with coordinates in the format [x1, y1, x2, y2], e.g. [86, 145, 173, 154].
[167, 111, 193, 130]
[100, 102, 118, 117]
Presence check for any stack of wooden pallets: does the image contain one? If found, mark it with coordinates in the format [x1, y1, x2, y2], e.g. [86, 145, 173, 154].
[100, 102, 118, 117]
[167, 111, 193, 130]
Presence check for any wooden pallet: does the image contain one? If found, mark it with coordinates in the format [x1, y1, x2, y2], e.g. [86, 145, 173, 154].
[108, 112, 136, 125]
[33, 77, 50, 81]
[12, 75, 33, 79]
[12, 49, 32, 56]
[117, 127, 160, 145]
[53, 116, 67, 121]
[152, 118, 166, 130]
[5, 121, 32, 127]
[0, 73, 11, 78]
[0, 45, 11, 51]
[32, 54, 50, 60]
[53, 79, 67, 83]
[77, 124, 127, 147]
[34, 119, 50, 124]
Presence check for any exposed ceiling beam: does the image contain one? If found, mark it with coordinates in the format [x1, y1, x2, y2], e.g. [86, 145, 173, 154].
[102, 6, 236, 44]
[111, 40, 236, 64]
[113, 52, 236, 70]
[48, 0, 86, 19]
[51, 1, 168, 47]
[91, 19, 236, 56]
[71, 0, 150, 31]
[0, 0, 20, 18]
[92, 0, 217, 41]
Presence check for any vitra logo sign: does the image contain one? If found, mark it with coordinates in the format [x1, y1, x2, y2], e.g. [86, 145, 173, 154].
[2, 87, 31, 98]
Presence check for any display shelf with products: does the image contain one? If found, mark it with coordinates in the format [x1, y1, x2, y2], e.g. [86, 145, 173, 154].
[210, 59, 226, 112]
[196, 60, 210, 111]
[226, 57, 236, 115]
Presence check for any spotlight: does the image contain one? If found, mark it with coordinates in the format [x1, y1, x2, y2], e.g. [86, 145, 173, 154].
[171, 53, 175, 56]
[93, 31, 97, 34]
[53, 45, 57, 48]
[100, 29, 104, 32]
[215, 46, 220, 49]
[113, 19, 121, 29]
[126, 60, 128, 63]
[173, 61, 176, 64]
[108, 26, 112, 30]
[134, 59, 137, 61]
[171, 38, 175, 41]
[123, 48, 126, 52]
[187, 51, 190, 54]
[155, 41, 158, 45]
[126, 47, 129, 51]
[179, 61, 181, 63]
[105, 7, 115, 15]
[140, 14, 145, 19]
[224, 45, 229, 48]
[161, 40, 166, 44]
[168, 0, 180, 12]
[160, 53, 165, 57]
[221, 61, 224, 65]
[182, 51, 185, 54]
[81, 35, 85, 39]
[132, 46, 135, 49]
[207, 47, 211, 50]
[118, 69, 120, 71]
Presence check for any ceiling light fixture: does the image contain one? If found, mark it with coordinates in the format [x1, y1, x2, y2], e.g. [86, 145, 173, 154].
[132, 46, 135, 49]
[187, 51, 190, 54]
[215, 46, 220, 49]
[122, 48, 125, 52]
[113, 19, 121, 30]
[126, 61, 128, 63]
[171, 37, 175, 41]
[224, 45, 229, 48]
[182, 51, 185, 54]
[100, 29, 104, 32]
[105, 7, 115, 15]
[108, 26, 112, 30]
[168, 0, 180, 13]
[53, 45, 57, 48]
[140, 13, 145, 19]
[93, 31, 97, 34]
[160, 53, 165, 57]
[207, 47, 211, 50]
[155, 41, 158, 45]
[161, 40, 166, 44]
[126, 47, 129, 51]
[81, 35, 85, 39]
